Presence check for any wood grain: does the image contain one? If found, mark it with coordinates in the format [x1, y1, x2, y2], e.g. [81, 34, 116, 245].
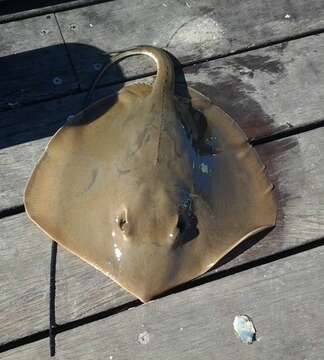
[0, 214, 51, 344]
[0, 14, 78, 110]
[56, 0, 324, 88]
[1, 128, 324, 344]
[55, 244, 324, 360]
[1, 33, 324, 210]
[183, 34, 324, 140]
[0, 213, 131, 345]
[2, 0, 324, 109]
[3, 241, 324, 359]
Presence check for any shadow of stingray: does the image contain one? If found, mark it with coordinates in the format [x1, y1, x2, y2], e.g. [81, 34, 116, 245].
[0, 43, 125, 149]
[0, 0, 111, 20]
[0, 0, 76, 15]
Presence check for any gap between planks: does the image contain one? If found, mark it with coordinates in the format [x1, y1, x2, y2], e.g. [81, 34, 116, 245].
[1, 117, 324, 220]
[2, 31, 324, 155]
[2, 26, 324, 115]
[1, 235, 324, 354]
[2, 237, 324, 359]
[2, 0, 324, 111]
[54, 0, 324, 90]
[53, 13, 81, 95]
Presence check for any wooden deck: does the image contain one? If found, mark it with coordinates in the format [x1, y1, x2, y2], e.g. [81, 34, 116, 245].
[1, 0, 324, 359]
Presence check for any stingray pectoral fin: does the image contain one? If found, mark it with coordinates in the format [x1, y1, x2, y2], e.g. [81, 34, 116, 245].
[193, 194, 275, 272]
[182, 87, 276, 270]
[189, 185, 276, 276]
[24, 82, 147, 247]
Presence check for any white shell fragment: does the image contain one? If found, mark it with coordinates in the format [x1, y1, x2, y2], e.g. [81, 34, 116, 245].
[233, 315, 256, 344]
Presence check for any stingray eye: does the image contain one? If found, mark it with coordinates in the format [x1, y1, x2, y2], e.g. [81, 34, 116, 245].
[177, 195, 194, 234]
[119, 218, 127, 231]
[117, 212, 129, 235]
[175, 205, 199, 247]
[177, 214, 187, 234]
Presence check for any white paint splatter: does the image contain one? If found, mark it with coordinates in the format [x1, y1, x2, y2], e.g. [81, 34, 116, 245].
[7, 102, 20, 108]
[93, 63, 102, 71]
[66, 114, 75, 121]
[52, 77, 63, 85]
[200, 163, 209, 174]
[138, 331, 150, 345]
[168, 17, 225, 49]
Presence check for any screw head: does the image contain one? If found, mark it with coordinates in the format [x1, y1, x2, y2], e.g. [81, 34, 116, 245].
[93, 63, 103, 71]
[53, 77, 63, 85]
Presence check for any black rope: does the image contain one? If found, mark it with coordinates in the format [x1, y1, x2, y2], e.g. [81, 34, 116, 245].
[49, 241, 57, 357]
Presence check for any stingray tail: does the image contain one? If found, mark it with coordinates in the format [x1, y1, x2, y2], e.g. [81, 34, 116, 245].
[84, 46, 175, 108]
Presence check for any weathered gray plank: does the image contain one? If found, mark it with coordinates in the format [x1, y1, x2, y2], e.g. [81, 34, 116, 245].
[3, 242, 324, 359]
[1, 128, 324, 344]
[0, 0, 111, 24]
[0, 213, 130, 345]
[1, 33, 324, 209]
[56, 0, 324, 89]
[0, 214, 51, 344]
[184, 34, 324, 140]
[0, 14, 78, 110]
[54, 244, 324, 360]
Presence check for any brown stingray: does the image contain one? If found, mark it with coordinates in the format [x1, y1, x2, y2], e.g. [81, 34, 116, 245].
[24, 46, 276, 302]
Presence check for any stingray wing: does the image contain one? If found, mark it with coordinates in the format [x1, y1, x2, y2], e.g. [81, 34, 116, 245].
[175, 87, 277, 274]
[24, 84, 152, 272]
